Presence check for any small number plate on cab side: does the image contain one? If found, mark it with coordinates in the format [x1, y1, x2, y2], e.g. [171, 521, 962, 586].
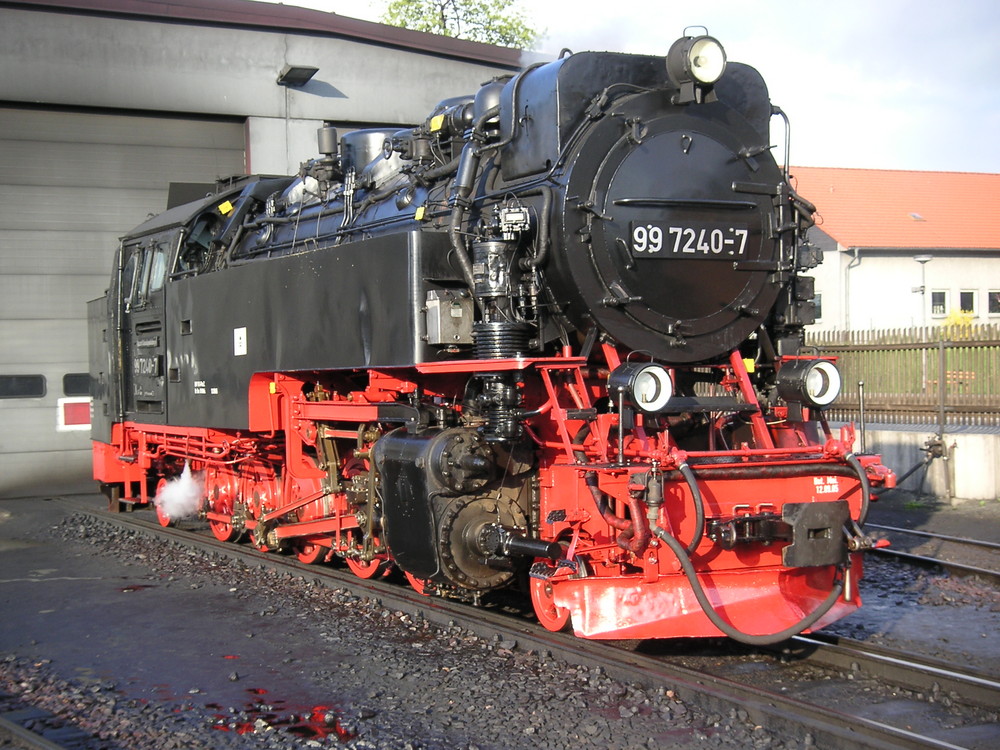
[629, 221, 750, 259]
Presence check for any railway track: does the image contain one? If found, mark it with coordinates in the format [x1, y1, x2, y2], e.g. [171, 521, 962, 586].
[866, 523, 1000, 583]
[42, 498, 998, 750]
[0, 705, 93, 750]
[781, 634, 1000, 711]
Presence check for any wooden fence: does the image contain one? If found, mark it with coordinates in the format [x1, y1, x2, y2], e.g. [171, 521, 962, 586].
[806, 324, 1000, 428]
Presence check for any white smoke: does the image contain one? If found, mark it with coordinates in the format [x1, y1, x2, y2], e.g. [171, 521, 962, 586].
[154, 463, 205, 522]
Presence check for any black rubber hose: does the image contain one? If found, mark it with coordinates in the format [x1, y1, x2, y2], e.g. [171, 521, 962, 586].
[416, 153, 462, 184]
[652, 524, 845, 646]
[844, 453, 871, 526]
[677, 462, 704, 555]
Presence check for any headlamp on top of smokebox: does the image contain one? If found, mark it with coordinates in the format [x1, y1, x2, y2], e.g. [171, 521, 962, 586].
[667, 32, 727, 104]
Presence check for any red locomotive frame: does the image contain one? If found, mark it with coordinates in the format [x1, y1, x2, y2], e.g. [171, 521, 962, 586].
[94, 343, 892, 641]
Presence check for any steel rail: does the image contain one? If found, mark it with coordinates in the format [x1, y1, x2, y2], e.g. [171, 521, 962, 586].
[62, 499, 990, 750]
[780, 633, 1000, 710]
[0, 711, 83, 750]
[869, 546, 1000, 584]
[866, 523, 1000, 552]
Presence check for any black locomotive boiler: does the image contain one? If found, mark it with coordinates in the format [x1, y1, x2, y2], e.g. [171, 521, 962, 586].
[90, 33, 893, 642]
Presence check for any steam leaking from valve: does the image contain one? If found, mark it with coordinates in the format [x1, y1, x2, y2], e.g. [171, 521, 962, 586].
[154, 463, 204, 521]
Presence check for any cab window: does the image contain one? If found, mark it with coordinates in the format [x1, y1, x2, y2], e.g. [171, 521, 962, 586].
[125, 242, 167, 309]
[121, 248, 139, 303]
[148, 245, 167, 293]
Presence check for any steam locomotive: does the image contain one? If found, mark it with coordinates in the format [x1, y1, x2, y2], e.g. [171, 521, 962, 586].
[89, 33, 894, 643]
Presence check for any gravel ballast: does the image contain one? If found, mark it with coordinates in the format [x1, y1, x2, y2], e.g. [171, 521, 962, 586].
[2, 494, 998, 748]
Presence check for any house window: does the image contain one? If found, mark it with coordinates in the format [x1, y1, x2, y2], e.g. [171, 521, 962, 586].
[930, 290, 948, 317]
[813, 293, 823, 321]
[989, 290, 1000, 315]
[959, 291, 976, 315]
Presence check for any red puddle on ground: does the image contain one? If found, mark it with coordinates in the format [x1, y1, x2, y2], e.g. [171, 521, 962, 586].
[284, 705, 357, 742]
[208, 689, 356, 742]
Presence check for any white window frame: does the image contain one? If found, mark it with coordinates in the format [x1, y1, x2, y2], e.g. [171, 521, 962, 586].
[930, 289, 949, 318]
[958, 290, 977, 316]
[988, 290, 1000, 316]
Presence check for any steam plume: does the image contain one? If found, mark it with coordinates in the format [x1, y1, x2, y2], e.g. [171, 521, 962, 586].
[154, 463, 204, 522]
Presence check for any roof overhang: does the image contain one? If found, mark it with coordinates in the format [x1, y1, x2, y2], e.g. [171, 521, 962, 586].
[843, 246, 1000, 257]
[5, 0, 526, 68]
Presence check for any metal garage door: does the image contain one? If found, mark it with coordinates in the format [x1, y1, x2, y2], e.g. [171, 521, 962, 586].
[0, 107, 245, 497]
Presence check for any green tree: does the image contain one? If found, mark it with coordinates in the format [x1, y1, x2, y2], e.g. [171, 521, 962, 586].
[381, 0, 538, 49]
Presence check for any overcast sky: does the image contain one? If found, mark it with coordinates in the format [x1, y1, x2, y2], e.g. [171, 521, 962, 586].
[263, 0, 1000, 174]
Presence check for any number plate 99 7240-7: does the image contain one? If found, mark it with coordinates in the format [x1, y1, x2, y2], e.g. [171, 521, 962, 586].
[629, 222, 750, 259]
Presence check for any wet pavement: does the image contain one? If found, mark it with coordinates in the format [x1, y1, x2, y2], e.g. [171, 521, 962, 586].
[1, 490, 998, 748]
[866, 487, 1000, 547]
[0, 498, 329, 713]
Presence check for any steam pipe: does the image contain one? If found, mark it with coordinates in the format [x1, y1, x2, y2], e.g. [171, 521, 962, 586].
[585, 471, 631, 533]
[575, 427, 635, 542]
[660, 462, 864, 482]
[473, 68, 544, 155]
[625, 491, 651, 554]
[515, 185, 553, 270]
[447, 143, 481, 291]
[584, 471, 650, 555]
[441, 103, 504, 293]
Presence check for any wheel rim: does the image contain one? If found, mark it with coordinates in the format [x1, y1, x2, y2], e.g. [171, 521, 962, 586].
[209, 518, 236, 542]
[530, 577, 571, 632]
[296, 541, 326, 565]
[242, 463, 280, 552]
[207, 469, 239, 542]
[154, 477, 173, 527]
[404, 571, 432, 596]
[346, 556, 390, 579]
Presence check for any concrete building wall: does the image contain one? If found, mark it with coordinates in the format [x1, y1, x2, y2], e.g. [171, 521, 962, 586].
[865, 428, 1000, 503]
[807, 230, 1000, 331]
[0, 1, 520, 497]
[0, 5, 516, 175]
[0, 108, 247, 497]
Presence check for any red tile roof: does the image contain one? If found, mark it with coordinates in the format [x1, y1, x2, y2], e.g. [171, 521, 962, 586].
[790, 166, 1000, 250]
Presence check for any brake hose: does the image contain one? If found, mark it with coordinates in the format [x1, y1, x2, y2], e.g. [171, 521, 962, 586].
[677, 462, 704, 554]
[652, 523, 845, 646]
[844, 453, 871, 526]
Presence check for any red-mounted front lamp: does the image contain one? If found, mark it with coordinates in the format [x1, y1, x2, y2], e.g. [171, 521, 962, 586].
[608, 362, 674, 413]
[776, 359, 842, 409]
